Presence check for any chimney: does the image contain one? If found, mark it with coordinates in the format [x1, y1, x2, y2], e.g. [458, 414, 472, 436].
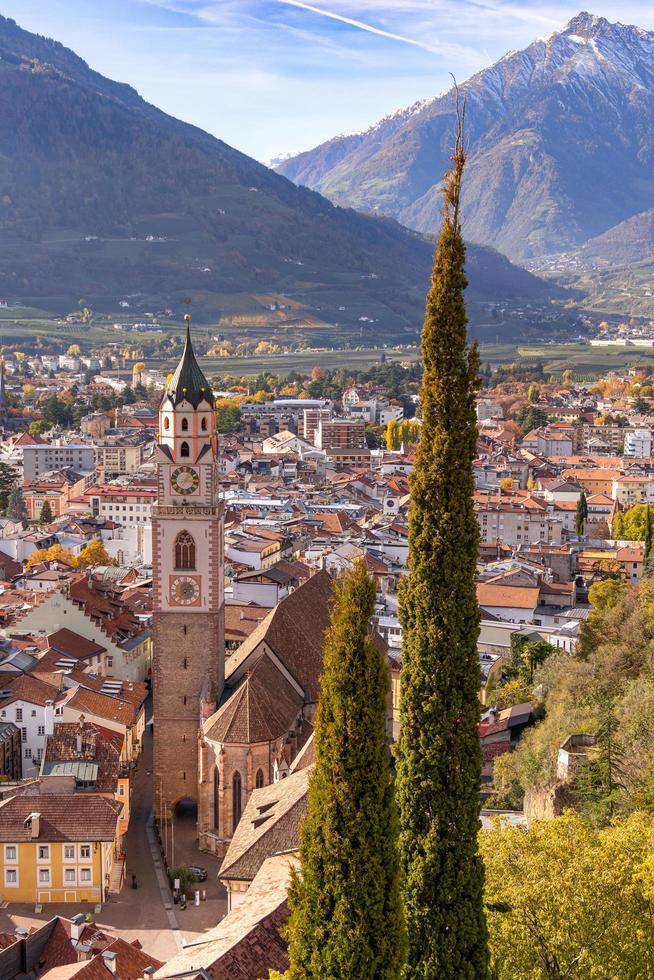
[70, 912, 86, 941]
[24, 811, 40, 839]
[102, 951, 117, 975]
[44, 700, 54, 737]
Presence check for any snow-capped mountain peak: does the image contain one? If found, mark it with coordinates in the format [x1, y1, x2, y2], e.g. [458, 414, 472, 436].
[276, 12, 654, 262]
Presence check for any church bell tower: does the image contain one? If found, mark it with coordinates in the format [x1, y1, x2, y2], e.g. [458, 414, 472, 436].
[152, 314, 225, 815]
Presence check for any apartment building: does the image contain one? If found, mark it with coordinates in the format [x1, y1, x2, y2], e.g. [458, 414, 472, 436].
[315, 418, 366, 451]
[95, 441, 144, 478]
[22, 444, 95, 481]
[476, 502, 564, 549]
[84, 484, 157, 525]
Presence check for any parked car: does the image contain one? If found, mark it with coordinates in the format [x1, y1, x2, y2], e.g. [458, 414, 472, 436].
[189, 866, 208, 882]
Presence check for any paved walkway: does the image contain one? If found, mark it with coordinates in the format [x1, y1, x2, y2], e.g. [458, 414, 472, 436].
[0, 723, 227, 956]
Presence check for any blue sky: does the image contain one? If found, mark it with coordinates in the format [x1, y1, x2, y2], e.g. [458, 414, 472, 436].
[3, 0, 654, 162]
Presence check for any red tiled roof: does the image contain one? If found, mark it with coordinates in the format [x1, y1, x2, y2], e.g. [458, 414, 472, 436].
[0, 794, 122, 842]
[67, 687, 138, 728]
[48, 628, 106, 661]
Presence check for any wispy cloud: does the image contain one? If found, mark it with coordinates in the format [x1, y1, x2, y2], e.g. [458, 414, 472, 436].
[276, 0, 448, 53]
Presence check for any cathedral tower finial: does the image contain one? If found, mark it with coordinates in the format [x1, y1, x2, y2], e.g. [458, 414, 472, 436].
[163, 304, 214, 409]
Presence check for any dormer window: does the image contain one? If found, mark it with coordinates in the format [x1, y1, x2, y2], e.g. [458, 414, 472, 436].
[180, 441, 190, 458]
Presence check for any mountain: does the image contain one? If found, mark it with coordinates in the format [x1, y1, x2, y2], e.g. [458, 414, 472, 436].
[567, 209, 654, 267]
[0, 14, 561, 339]
[276, 13, 654, 264]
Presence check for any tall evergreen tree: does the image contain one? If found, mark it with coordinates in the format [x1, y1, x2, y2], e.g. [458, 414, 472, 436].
[39, 500, 54, 525]
[576, 491, 588, 537]
[396, 112, 490, 978]
[6, 483, 27, 526]
[284, 561, 405, 978]
[644, 505, 654, 578]
[0, 462, 16, 512]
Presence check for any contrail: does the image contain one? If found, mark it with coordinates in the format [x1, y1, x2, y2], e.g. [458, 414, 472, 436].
[276, 0, 442, 53]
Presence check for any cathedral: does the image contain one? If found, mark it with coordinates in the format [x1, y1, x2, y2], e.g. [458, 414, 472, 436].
[152, 320, 331, 856]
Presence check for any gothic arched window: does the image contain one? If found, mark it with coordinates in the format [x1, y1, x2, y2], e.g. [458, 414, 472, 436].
[163, 417, 170, 430]
[255, 768, 264, 789]
[175, 531, 195, 570]
[214, 766, 220, 831]
[180, 441, 190, 458]
[232, 771, 242, 833]
[181, 417, 189, 431]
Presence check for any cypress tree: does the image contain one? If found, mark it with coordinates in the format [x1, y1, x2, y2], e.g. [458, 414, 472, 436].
[396, 112, 490, 978]
[284, 561, 405, 978]
[644, 505, 654, 577]
[576, 491, 588, 537]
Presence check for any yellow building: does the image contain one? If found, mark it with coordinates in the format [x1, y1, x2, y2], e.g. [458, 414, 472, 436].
[0, 794, 122, 904]
[611, 474, 652, 507]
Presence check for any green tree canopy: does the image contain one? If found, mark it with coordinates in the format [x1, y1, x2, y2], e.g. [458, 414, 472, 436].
[0, 462, 17, 513]
[6, 483, 27, 525]
[588, 577, 627, 611]
[613, 502, 652, 541]
[482, 811, 654, 979]
[516, 404, 548, 433]
[493, 578, 654, 816]
[38, 500, 54, 525]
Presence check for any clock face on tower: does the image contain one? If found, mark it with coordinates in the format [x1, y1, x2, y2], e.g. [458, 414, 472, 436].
[170, 575, 201, 606]
[171, 465, 199, 495]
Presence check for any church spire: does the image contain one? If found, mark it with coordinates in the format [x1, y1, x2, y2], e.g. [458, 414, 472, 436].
[165, 313, 214, 408]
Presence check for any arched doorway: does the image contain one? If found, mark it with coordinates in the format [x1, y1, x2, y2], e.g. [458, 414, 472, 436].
[174, 797, 197, 821]
[161, 797, 198, 871]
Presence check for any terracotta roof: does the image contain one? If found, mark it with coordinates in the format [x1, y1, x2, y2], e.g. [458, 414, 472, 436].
[68, 576, 151, 648]
[14, 431, 47, 445]
[309, 512, 356, 534]
[154, 854, 294, 980]
[0, 552, 24, 579]
[43, 722, 121, 792]
[224, 605, 272, 645]
[617, 545, 645, 561]
[41, 934, 163, 980]
[66, 687, 138, 728]
[220, 768, 310, 883]
[476, 583, 540, 610]
[288, 733, 314, 773]
[225, 572, 333, 703]
[204, 657, 303, 745]
[48, 628, 107, 661]
[0, 794, 122, 842]
[0, 672, 60, 708]
[587, 493, 615, 505]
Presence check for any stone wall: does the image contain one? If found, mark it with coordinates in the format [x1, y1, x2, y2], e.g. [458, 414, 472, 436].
[524, 781, 574, 826]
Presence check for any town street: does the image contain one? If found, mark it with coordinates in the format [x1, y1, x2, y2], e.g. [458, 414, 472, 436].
[0, 723, 227, 958]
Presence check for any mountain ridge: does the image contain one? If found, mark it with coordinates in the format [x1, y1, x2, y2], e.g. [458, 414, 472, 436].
[0, 13, 563, 338]
[276, 12, 654, 263]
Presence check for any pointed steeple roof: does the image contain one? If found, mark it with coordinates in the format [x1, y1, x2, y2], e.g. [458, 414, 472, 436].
[165, 316, 214, 408]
